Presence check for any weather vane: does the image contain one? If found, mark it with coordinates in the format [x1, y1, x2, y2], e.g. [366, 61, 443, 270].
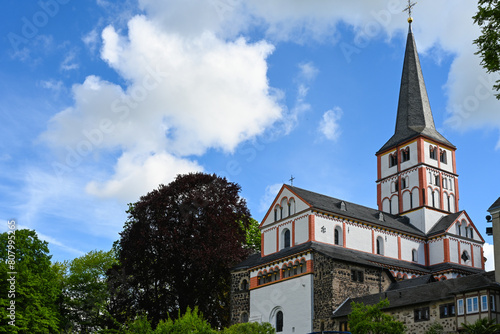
[289, 175, 295, 186]
[403, 0, 417, 23]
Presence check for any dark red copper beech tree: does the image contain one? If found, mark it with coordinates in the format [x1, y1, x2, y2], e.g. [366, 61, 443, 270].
[107, 173, 251, 328]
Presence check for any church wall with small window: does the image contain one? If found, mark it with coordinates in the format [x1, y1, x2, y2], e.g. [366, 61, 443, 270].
[230, 269, 251, 325]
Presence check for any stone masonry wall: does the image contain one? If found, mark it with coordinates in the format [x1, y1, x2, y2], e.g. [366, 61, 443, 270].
[230, 269, 250, 325]
[312, 252, 392, 332]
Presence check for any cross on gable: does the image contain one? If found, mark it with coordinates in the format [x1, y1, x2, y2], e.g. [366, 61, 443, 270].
[403, 0, 417, 19]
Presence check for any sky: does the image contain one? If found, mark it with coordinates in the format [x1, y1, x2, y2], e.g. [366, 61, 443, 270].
[1, 0, 499, 269]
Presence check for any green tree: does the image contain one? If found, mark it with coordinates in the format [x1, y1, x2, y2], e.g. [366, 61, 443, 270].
[242, 218, 261, 253]
[108, 173, 252, 329]
[222, 322, 275, 334]
[348, 299, 406, 334]
[0, 229, 60, 333]
[60, 250, 117, 333]
[473, 0, 500, 99]
[461, 318, 500, 334]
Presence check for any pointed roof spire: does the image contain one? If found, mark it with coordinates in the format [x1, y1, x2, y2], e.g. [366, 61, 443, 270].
[378, 22, 454, 153]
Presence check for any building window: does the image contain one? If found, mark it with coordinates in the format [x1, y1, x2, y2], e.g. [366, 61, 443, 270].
[240, 279, 249, 291]
[435, 175, 440, 187]
[274, 205, 280, 221]
[334, 226, 343, 246]
[401, 177, 407, 189]
[466, 297, 479, 314]
[457, 299, 464, 315]
[283, 229, 290, 249]
[470, 228, 474, 239]
[241, 312, 249, 323]
[430, 146, 437, 160]
[340, 321, 349, 331]
[412, 249, 418, 262]
[492, 295, 496, 311]
[376, 237, 384, 255]
[461, 251, 470, 263]
[351, 269, 364, 283]
[414, 307, 430, 322]
[389, 153, 398, 167]
[401, 147, 410, 162]
[276, 311, 283, 332]
[289, 198, 296, 215]
[481, 295, 488, 311]
[440, 150, 447, 164]
[440, 303, 455, 318]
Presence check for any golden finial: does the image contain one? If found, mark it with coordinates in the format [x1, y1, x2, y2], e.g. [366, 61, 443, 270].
[403, 1, 417, 23]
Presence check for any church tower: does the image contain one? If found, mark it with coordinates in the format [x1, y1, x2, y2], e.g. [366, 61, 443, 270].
[376, 21, 459, 233]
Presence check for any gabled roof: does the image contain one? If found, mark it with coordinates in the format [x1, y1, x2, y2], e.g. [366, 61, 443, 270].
[287, 185, 425, 237]
[332, 271, 500, 318]
[427, 211, 464, 236]
[378, 24, 454, 154]
[488, 197, 500, 213]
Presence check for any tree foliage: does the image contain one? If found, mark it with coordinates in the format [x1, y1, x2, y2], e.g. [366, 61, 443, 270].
[348, 299, 406, 334]
[108, 173, 252, 328]
[461, 318, 500, 334]
[473, 0, 500, 99]
[0, 229, 61, 333]
[122, 307, 274, 334]
[243, 218, 261, 253]
[59, 250, 117, 333]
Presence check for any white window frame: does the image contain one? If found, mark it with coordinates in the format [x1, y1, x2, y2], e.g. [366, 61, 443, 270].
[457, 299, 464, 315]
[481, 295, 488, 312]
[466, 297, 479, 314]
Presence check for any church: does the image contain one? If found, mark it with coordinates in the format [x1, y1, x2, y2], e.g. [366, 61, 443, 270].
[230, 17, 500, 334]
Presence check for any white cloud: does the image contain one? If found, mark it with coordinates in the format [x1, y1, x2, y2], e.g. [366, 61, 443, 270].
[86, 151, 203, 202]
[82, 28, 100, 54]
[319, 107, 343, 141]
[42, 14, 283, 204]
[484, 242, 495, 272]
[259, 183, 283, 213]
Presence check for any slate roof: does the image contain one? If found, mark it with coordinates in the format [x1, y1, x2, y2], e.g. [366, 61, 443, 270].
[288, 185, 425, 237]
[332, 271, 500, 318]
[378, 25, 454, 153]
[489, 197, 500, 213]
[427, 211, 463, 236]
[232, 241, 482, 277]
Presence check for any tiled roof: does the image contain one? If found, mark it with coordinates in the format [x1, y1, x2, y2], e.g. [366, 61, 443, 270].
[232, 242, 483, 277]
[488, 197, 500, 213]
[288, 186, 425, 237]
[427, 211, 463, 236]
[332, 271, 500, 318]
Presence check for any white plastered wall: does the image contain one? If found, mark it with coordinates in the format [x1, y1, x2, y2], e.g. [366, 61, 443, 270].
[250, 275, 313, 334]
[428, 239, 445, 265]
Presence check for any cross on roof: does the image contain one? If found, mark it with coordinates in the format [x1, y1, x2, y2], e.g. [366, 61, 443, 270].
[289, 175, 295, 186]
[403, 0, 417, 19]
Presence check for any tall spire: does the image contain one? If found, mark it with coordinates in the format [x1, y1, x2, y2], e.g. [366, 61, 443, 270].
[378, 22, 454, 153]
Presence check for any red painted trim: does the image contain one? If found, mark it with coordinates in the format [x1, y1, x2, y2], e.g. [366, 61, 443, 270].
[377, 154, 381, 181]
[372, 230, 375, 254]
[417, 137, 425, 164]
[419, 167, 427, 206]
[398, 236, 402, 260]
[398, 174, 403, 214]
[342, 222, 347, 248]
[471, 245, 475, 268]
[481, 247, 485, 270]
[292, 220, 295, 247]
[276, 228, 279, 253]
[458, 241, 462, 265]
[250, 276, 258, 289]
[261, 233, 264, 255]
[308, 215, 315, 242]
[443, 239, 450, 262]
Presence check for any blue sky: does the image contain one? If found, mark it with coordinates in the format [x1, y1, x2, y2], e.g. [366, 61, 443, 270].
[1, 0, 499, 268]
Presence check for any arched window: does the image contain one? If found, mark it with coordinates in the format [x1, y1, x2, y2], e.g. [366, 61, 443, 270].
[274, 205, 280, 221]
[401, 147, 410, 162]
[334, 226, 343, 246]
[280, 198, 288, 219]
[412, 249, 418, 262]
[430, 146, 437, 160]
[241, 312, 249, 323]
[389, 153, 398, 167]
[376, 236, 384, 255]
[283, 229, 291, 249]
[457, 222, 462, 236]
[276, 311, 283, 332]
[288, 198, 296, 215]
[440, 150, 447, 164]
